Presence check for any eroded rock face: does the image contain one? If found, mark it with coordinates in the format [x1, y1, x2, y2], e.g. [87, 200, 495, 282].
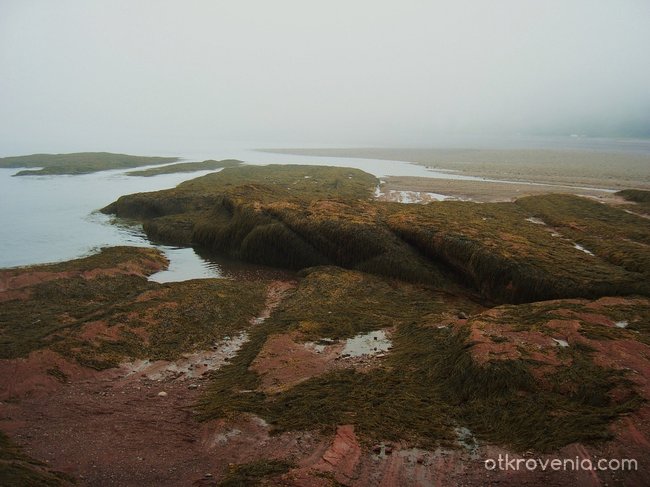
[251, 329, 393, 394]
[251, 332, 343, 393]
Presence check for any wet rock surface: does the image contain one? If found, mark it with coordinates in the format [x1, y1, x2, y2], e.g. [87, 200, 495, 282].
[2, 169, 650, 486]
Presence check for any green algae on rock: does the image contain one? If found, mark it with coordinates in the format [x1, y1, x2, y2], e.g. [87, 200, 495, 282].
[0, 246, 267, 369]
[198, 265, 646, 452]
[103, 164, 650, 303]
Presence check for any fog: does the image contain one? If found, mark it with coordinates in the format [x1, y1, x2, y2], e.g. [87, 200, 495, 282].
[1, 0, 649, 155]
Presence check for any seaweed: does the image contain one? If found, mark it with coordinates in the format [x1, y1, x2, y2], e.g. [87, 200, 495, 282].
[103, 165, 650, 304]
[217, 459, 294, 487]
[198, 267, 641, 452]
[0, 432, 73, 486]
[0, 247, 267, 367]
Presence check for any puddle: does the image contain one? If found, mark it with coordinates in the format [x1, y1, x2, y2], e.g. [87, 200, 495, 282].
[341, 330, 392, 357]
[525, 217, 546, 225]
[552, 338, 569, 347]
[615, 320, 629, 328]
[392, 190, 419, 203]
[573, 243, 595, 256]
[148, 246, 223, 283]
[148, 247, 296, 283]
[380, 190, 459, 204]
[423, 192, 451, 201]
[122, 332, 248, 381]
[121, 281, 293, 381]
[401, 190, 445, 203]
[304, 338, 338, 354]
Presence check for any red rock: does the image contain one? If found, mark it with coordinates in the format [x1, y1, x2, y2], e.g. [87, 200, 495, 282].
[313, 425, 361, 482]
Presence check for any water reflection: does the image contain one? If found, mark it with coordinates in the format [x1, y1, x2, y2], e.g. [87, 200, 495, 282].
[148, 246, 295, 283]
[0, 166, 218, 268]
[92, 214, 296, 283]
[199, 247, 295, 281]
[148, 247, 223, 283]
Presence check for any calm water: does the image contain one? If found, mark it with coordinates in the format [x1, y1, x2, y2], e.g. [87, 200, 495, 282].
[0, 147, 484, 273]
[148, 246, 295, 283]
[0, 138, 644, 276]
[0, 167, 215, 269]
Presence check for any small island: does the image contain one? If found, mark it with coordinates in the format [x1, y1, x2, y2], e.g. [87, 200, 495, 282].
[0, 152, 179, 176]
[126, 159, 243, 177]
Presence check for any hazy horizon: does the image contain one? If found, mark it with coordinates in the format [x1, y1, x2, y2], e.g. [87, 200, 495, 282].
[1, 1, 649, 156]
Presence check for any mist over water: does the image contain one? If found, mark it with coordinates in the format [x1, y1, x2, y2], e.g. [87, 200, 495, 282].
[1, 1, 649, 154]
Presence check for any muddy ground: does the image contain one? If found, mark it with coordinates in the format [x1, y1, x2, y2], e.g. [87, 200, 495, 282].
[2, 254, 650, 486]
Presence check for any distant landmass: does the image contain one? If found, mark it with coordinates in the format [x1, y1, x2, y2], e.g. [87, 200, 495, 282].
[126, 159, 242, 177]
[0, 152, 179, 176]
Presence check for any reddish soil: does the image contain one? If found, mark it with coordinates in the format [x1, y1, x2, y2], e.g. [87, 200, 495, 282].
[0, 280, 306, 487]
[0, 270, 80, 292]
[0, 288, 31, 303]
[2, 344, 650, 486]
[77, 321, 124, 343]
[251, 332, 344, 393]
[469, 317, 567, 367]
[3, 289, 650, 486]
[0, 357, 318, 486]
[252, 327, 394, 394]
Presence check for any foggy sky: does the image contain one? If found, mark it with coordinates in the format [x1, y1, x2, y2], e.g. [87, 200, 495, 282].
[1, 0, 649, 155]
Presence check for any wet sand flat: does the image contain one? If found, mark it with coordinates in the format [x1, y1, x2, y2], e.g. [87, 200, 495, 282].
[377, 176, 619, 203]
[264, 147, 650, 190]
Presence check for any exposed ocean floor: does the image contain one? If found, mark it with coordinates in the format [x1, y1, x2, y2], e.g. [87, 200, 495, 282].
[1, 150, 650, 486]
